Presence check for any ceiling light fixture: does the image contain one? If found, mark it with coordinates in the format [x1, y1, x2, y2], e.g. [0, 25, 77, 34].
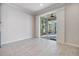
[48, 14, 56, 21]
[40, 3, 43, 6]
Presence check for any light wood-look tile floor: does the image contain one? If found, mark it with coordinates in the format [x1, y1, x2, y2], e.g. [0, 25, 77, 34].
[0, 38, 79, 56]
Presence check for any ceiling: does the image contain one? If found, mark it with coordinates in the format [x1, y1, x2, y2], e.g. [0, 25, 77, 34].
[14, 3, 54, 12]
[43, 12, 56, 20]
[8, 3, 64, 15]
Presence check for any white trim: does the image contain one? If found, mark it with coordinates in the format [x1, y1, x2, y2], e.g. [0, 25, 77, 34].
[2, 3, 33, 15]
[1, 37, 33, 45]
[34, 3, 65, 16]
[65, 43, 79, 48]
[39, 9, 57, 38]
[59, 42, 79, 48]
[1, 33, 33, 45]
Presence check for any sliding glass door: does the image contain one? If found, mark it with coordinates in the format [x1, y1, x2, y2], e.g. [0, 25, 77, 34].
[40, 17, 48, 36]
[48, 20, 56, 35]
[40, 17, 56, 36]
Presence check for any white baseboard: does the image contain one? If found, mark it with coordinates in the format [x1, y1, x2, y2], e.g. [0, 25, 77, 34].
[65, 43, 79, 48]
[1, 33, 34, 45]
[1, 37, 33, 45]
[58, 42, 79, 48]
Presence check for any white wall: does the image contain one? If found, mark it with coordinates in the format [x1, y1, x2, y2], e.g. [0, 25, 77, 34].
[35, 16, 40, 38]
[56, 7, 65, 44]
[33, 3, 79, 47]
[65, 4, 79, 46]
[1, 4, 33, 45]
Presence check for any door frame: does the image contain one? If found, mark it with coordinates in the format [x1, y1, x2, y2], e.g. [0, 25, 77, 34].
[35, 7, 65, 44]
[39, 10, 57, 37]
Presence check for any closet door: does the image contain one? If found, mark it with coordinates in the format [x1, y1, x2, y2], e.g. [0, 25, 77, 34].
[56, 7, 65, 44]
